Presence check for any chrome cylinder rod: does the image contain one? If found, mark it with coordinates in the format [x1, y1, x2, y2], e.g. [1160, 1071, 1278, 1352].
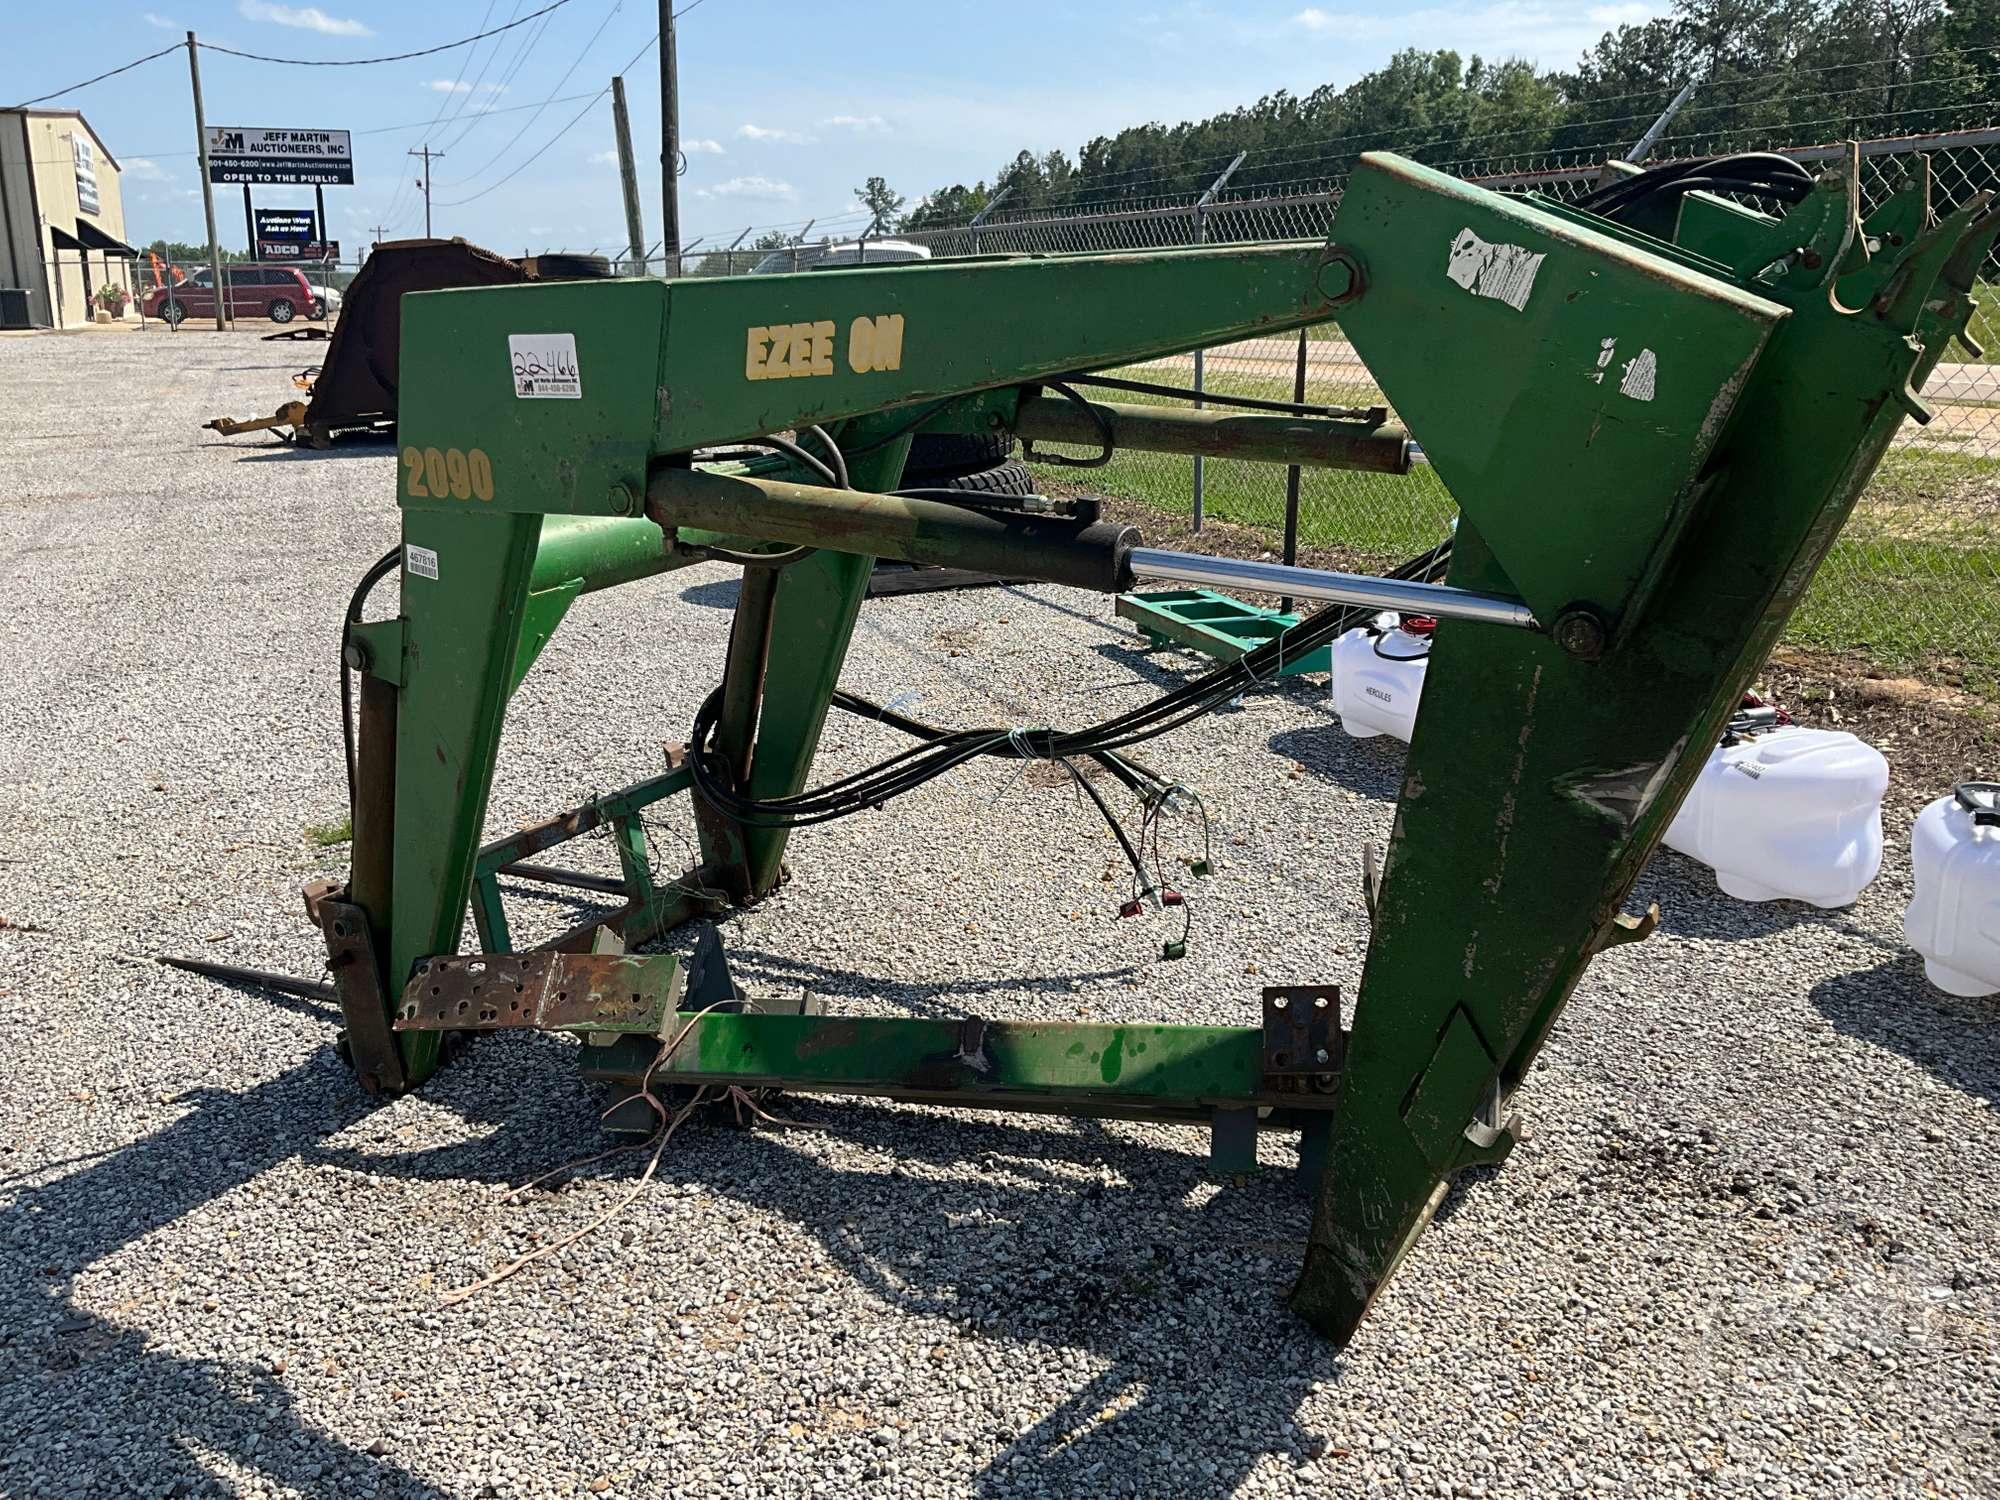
[1125, 548, 1537, 630]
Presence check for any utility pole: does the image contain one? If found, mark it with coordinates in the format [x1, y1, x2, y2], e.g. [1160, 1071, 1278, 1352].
[185, 32, 227, 330]
[408, 146, 443, 238]
[658, 0, 682, 273]
[610, 75, 646, 274]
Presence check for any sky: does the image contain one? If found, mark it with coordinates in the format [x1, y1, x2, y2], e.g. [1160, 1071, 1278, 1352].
[4, 0, 1667, 258]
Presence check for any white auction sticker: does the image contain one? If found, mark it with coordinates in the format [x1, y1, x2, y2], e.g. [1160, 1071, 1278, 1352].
[509, 332, 582, 399]
[405, 544, 440, 580]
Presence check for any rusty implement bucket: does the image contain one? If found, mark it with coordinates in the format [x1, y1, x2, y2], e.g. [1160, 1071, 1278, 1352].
[296, 239, 534, 444]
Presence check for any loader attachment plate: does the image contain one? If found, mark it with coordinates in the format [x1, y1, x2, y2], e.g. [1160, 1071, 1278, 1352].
[395, 952, 684, 1036]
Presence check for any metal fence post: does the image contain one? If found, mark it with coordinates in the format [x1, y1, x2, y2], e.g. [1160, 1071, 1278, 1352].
[1191, 152, 1247, 532]
[1626, 77, 1700, 165]
[968, 185, 1013, 256]
[1280, 328, 1307, 613]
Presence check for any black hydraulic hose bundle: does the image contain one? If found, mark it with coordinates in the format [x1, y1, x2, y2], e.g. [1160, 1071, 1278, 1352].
[341, 545, 404, 816]
[686, 536, 1455, 829]
[1573, 152, 1817, 226]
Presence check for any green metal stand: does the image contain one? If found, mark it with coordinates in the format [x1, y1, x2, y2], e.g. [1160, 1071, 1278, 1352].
[313, 145, 1998, 1350]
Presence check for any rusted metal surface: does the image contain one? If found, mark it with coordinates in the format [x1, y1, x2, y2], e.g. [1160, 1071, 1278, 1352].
[1261, 986, 1344, 1095]
[305, 881, 407, 1096]
[1014, 395, 1411, 474]
[395, 952, 685, 1035]
[302, 240, 530, 439]
[201, 401, 307, 437]
[156, 954, 336, 1003]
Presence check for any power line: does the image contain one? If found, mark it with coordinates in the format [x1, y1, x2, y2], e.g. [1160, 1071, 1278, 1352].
[438, 1, 564, 155]
[424, 0, 504, 142]
[434, 5, 708, 212]
[443, 0, 629, 187]
[6, 42, 180, 109]
[196, 0, 579, 66]
[379, 1, 499, 234]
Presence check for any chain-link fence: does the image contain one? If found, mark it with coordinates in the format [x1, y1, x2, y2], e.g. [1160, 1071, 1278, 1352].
[640, 127, 2000, 682]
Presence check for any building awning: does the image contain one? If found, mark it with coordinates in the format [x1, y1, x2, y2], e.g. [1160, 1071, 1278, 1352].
[73, 220, 137, 257]
[47, 225, 82, 250]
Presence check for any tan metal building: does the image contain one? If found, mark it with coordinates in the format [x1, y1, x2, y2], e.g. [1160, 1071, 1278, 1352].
[0, 109, 138, 329]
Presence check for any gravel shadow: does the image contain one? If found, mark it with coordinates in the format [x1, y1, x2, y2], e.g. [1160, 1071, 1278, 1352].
[1266, 722, 1404, 801]
[1810, 954, 2000, 1109]
[0, 1055, 453, 1498]
[678, 577, 740, 610]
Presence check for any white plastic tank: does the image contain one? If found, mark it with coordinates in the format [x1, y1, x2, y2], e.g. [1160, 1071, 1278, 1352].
[1904, 782, 2000, 997]
[1330, 612, 1433, 743]
[1663, 712, 1888, 908]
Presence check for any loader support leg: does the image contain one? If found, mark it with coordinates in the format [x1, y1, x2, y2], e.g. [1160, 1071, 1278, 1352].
[698, 435, 912, 901]
[382, 509, 543, 1085]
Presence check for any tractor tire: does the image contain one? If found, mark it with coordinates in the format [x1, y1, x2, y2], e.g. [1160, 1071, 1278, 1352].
[528, 252, 615, 281]
[269, 298, 295, 324]
[915, 459, 1035, 499]
[906, 429, 1014, 474]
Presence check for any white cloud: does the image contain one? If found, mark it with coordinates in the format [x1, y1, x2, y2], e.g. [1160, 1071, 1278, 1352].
[1289, 2, 1668, 62]
[237, 2, 373, 37]
[737, 123, 813, 145]
[821, 114, 888, 132]
[143, 11, 176, 27]
[428, 80, 472, 94]
[684, 138, 725, 155]
[588, 149, 619, 165]
[124, 157, 172, 181]
[696, 175, 797, 201]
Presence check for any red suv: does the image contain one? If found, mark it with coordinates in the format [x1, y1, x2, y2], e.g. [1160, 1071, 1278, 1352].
[144, 266, 316, 326]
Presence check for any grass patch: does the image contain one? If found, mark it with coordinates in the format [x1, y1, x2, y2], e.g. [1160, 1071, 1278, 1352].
[1044, 364, 2000, 686]
[305, 816, 352, 847]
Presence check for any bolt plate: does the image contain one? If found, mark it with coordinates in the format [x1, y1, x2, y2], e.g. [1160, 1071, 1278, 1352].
[1262, 985, 1344, 1091]
[395, 952, 684, 1036]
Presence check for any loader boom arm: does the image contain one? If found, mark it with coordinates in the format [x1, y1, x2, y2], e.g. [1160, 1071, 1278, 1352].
[308, 146, 1998, 1347]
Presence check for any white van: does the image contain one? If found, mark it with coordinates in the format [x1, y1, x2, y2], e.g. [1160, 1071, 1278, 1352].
[749, 239, 933, 274]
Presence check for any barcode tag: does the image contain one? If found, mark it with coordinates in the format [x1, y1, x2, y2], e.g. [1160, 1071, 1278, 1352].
[405, 544, 440, 580]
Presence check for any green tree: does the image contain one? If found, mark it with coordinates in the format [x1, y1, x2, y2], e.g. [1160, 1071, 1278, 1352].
[903, 181, 991, 230]
[854, 175, 906, 231]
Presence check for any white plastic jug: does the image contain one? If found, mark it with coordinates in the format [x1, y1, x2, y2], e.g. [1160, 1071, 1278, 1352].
[1330, 615, 1432, 743]
[1663, 723, 1887, 907]
[1905, 783, 2000, 998]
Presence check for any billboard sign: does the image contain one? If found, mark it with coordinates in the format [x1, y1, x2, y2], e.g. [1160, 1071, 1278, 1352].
[255, 208, 316, 245]
[261, 240, 341, 262]
[72, 135, 100, 216]
[207, 126, 354, 186]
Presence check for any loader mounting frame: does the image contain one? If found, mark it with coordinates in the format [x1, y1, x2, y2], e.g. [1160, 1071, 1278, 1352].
[310, 146, 1997, 1346]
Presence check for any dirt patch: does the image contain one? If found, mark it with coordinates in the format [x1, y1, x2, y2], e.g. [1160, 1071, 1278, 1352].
[1759, 646, 1997, 809]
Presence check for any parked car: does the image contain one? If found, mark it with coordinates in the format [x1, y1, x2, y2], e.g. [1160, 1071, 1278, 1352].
[748, 239, 932, 274]
[143, 265, 317, 326]
[310, 283, 343, 321]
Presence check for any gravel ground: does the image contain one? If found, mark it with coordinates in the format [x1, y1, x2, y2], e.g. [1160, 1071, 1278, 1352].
[2, 328, 1998, 1500]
